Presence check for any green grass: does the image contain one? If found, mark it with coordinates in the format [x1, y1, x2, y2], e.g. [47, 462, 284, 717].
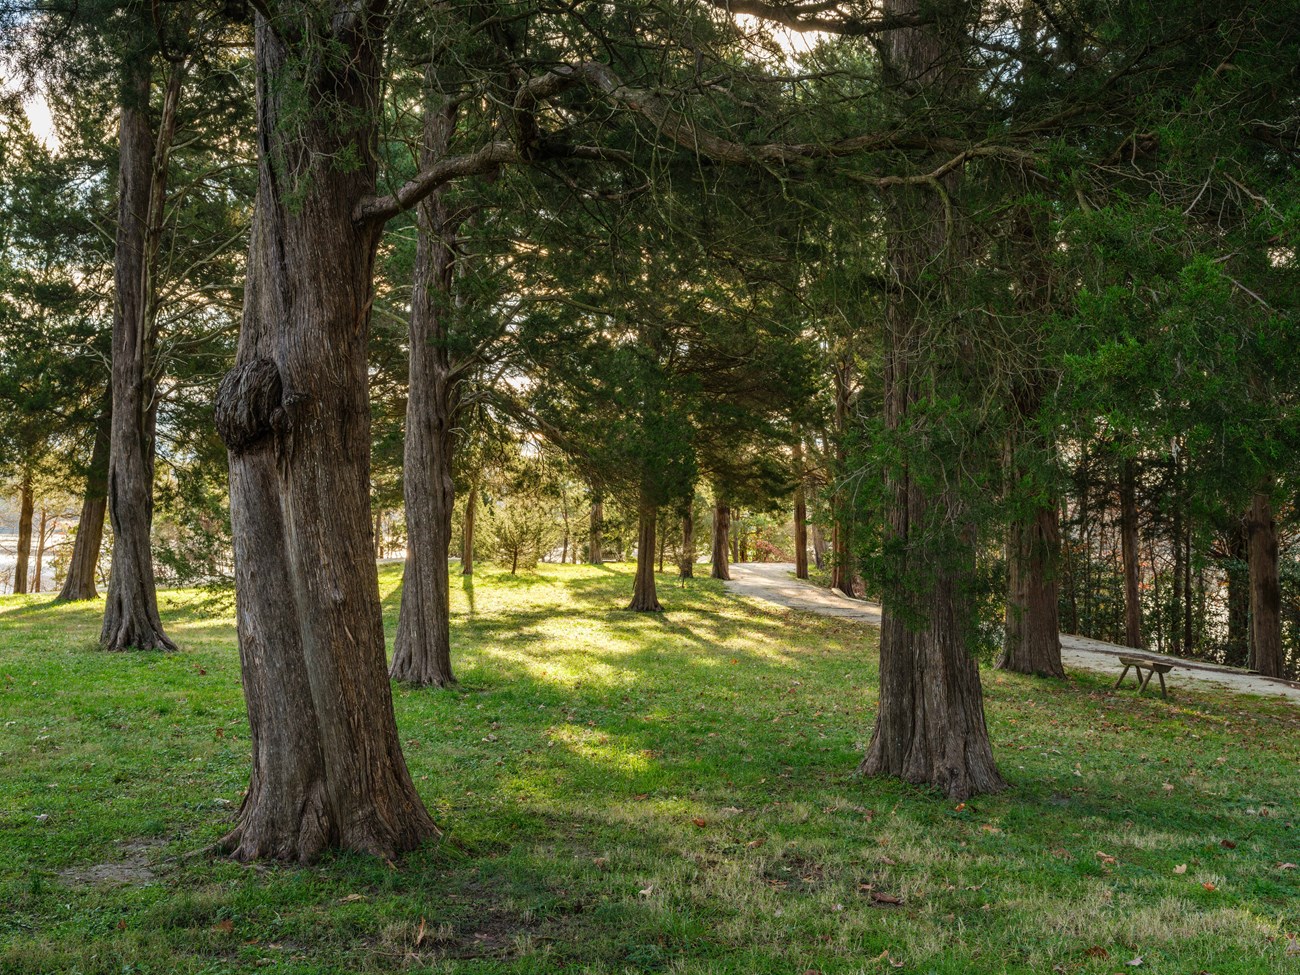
[1, 562, 1298, 974]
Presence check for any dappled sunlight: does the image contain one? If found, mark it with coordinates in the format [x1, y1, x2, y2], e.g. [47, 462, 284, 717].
[544, 724, 655, 776]
[3, 562, 1299, 973]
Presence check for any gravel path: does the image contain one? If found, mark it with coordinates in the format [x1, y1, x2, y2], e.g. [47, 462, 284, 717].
[724, 561, 1300, 706]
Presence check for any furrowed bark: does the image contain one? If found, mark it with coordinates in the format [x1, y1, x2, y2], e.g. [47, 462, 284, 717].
[391, 96, 461, 689]
[101, 54, 180, 652]
[997, 198, 1062, 678]
[710, 499, 731, 580]
[629, 497, 662, 611]
[999, 502, 1064, 677]
[217, 17, 437, 862]
[1246, 491, 1282, 677]
[861, 0, 1005, 799]
[57, 399, 112, 602]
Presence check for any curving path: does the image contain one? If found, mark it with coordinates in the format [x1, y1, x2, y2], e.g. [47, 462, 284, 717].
[723, 562, 1300, 706]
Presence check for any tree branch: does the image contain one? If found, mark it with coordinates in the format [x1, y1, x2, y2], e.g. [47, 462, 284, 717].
[702, 0, 927, 36]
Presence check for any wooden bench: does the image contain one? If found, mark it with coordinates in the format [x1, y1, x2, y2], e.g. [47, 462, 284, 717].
[1114, 655, 1174, 699]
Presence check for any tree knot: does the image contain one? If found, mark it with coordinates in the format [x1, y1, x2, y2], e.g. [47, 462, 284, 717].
[215, 358, 285, 453]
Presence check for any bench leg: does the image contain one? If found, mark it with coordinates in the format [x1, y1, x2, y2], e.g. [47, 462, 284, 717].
[1114, 665, 1132, 690]
[1138, 667, 1155, 695]
[1158, 671, 1167, 700]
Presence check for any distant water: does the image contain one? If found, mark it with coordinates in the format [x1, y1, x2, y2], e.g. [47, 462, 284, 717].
[0, 531, 67, 594]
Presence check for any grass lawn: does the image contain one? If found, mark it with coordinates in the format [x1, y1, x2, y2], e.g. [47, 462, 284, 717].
[1, 562, 1298, 974]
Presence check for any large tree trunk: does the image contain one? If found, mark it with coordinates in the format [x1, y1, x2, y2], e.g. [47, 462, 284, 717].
[390, 99, 460, 689]
[710, 500, 731, 580]
[461, 484, 477, 575]
[629, 498, 662, 611]
[679, 506, 695, 578]
[1246, 491, 1283, 677]
[101, 56, 182, 652]
[13, 469, 33, 595]
[997, 198, 1062, 678]
[588, 495, 603, 564]
[1119, 457, 1143, 649]
[999, 502, 1064, 677]
[213, 19, 436, 862]
[57, 400, 112, 602]
[860, 0, 1005, 799]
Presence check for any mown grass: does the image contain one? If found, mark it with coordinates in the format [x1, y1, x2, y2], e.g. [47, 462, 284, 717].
[1, 562, 1298, 974]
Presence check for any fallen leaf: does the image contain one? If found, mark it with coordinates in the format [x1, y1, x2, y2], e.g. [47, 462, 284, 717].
[1095, 851, 1118, 865]
[593, 857, 609, 869]
[415, 917, 426, 947]
[746, 838, 765, 849]
[1220, 839, 1237, 849]
[639, 884, 654, 897]
[692, 817, 707, 828]
[339, 894, 366, 903]
[1162, 782, 1175, 792]
[214, 919, 235, 934]
[1126, 956, 1143, 967]
[1278, 863, 1298, 871]
[1083, 945, 1108, 958]
[954, 803, 966, 812]
[870, 891, 904, 905]
[1202, 881, 1217, 892]
[1174, 864, 1188, 874]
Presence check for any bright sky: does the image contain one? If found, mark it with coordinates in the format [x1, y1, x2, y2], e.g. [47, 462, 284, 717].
[2, 66, 62, 151]
[23, 89, 60, 150]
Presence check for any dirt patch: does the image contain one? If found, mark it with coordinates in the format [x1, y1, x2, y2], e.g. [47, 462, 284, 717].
[762, 851, 826, 892]
[58, 837, 166, 888]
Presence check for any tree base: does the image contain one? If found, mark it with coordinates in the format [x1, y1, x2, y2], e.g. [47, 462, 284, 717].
[995, 649, 1065, 679]
[100, 615, 177, 652]
[856, 749, 1006, 801]
[54, 585, 98, 604]
[388, 661, 455, 688]
[215, 784, 440, 864]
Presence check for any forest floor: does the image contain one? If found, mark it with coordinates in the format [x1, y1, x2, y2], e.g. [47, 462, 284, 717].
[2, 562, 1299, 974]
[725, 562, 1300, 705]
